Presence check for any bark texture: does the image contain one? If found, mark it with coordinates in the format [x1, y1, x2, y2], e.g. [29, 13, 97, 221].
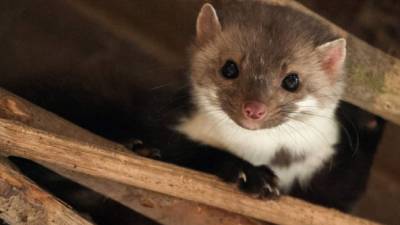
[0, 158, 93, 225]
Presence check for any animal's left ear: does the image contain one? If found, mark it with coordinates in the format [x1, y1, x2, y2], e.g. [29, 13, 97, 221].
[316, 38, 347, 78]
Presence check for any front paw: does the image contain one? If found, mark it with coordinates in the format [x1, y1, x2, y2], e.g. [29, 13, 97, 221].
[219, 163, 280, 199]
[239, 165, 280, 198]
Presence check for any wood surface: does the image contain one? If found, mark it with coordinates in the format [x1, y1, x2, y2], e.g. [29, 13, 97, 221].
[0, 158, 93, 225]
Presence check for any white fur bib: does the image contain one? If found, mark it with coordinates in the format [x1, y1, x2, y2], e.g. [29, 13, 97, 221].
[176, 97, 339, 191]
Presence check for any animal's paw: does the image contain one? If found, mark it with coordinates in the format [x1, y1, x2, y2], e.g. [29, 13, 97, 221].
[218, 162, 280, 199]
[237, 165, 280, 198]
[124, 138, 161, 159]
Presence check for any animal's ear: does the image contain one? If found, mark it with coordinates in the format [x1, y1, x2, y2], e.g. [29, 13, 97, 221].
[316, 38, 347, 78]
[196, 3, 222, 44]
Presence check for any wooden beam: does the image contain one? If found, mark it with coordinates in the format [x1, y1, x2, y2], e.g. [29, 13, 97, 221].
[64, 0, 400, 125]
[0, 118, 379, 225]
[0, 158, 93, 225]
[0, 88, 263, 225]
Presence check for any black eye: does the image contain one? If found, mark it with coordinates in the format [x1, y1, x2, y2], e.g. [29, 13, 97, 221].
[220, 60, 239, 79]
[282, 73, 300, 92]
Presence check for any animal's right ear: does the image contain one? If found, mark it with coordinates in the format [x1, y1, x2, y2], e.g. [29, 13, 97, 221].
[316, 38, 346, 80]
[196, 3, 222, 44]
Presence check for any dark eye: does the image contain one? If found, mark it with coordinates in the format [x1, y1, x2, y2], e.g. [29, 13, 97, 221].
[220, 60, 239, 79]
[282, 73, 300, 92]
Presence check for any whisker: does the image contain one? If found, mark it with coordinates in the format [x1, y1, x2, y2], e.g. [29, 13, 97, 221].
[281, 110, 359, 156]
[282, 119, 314, 148]
[286, 115, 331, 147]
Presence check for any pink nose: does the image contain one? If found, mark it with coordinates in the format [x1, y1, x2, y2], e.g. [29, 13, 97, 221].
[243, 101, 267, 120]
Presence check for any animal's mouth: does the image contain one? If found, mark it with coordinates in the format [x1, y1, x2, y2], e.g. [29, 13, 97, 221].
[238, 118, 264, 130]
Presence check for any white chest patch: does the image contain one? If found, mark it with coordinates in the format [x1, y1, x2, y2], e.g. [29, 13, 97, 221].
[175, 96, 340, 192]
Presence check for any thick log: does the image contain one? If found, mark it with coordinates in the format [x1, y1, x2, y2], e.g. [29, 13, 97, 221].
[0, 158, 93, 225]
[64, 0, 400, 125]
[0, 118, 379, 225]
[0, 88, 263, 225]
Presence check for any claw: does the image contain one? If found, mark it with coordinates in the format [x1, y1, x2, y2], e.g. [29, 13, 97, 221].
[273, 188, 280, 196]
[131, 139, 143, 146]
[238, 171, 247, 183]
[264, 184, 272, 193]
[150, 148, 162, 159]
[125, 139, 162, 159]
[124, 138, 144, 149]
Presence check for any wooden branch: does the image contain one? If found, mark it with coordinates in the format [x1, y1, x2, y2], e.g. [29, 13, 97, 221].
[0, 118, 379, 225]
[0, 88, 263, 225]
[53, 169, 264, 225]
[65, 0, 400, 124]
[0, 158, 93, 225]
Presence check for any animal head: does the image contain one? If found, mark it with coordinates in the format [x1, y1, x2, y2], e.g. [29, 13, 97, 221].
[189, 2, 346, 130]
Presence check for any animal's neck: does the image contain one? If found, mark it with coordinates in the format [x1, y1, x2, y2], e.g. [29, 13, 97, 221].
[178, 105, 338, 159]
